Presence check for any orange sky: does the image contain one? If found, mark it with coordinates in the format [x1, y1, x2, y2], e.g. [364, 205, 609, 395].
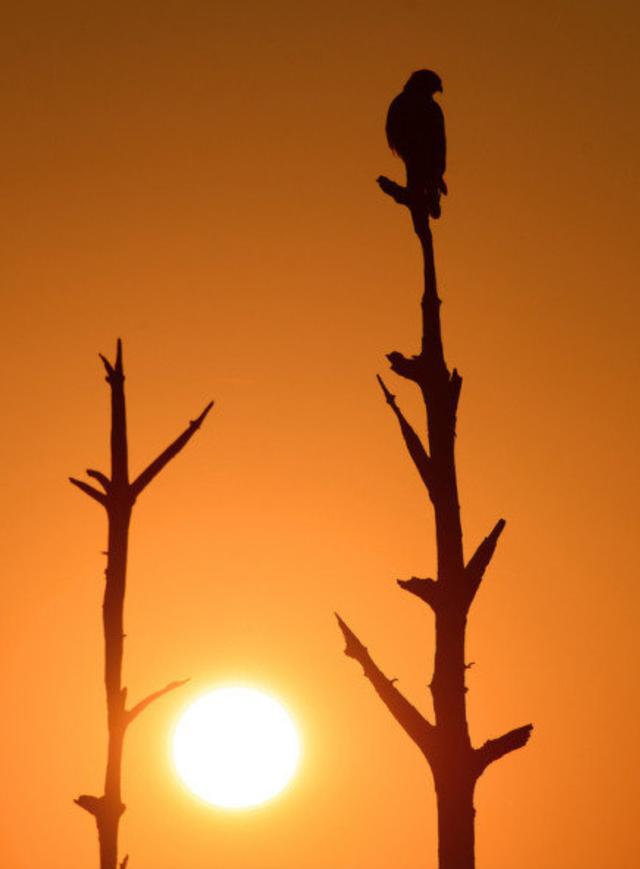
[2, 2, 639, 867]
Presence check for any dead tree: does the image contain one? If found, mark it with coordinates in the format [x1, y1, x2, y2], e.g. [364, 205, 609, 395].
[336, 181, 532, 869]
[71, 340, 213, 869]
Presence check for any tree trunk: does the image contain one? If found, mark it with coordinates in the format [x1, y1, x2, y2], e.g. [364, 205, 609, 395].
[435, 773, 476, 869]
[432, 606, 470, 750]
[71, 340, 213, 869]
[336, 182, 532, 869]
[99, 497, 130, 869]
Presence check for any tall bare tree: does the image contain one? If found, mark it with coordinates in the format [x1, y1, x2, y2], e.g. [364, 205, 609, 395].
[336, 180, 532, 869]
[71, 340, 213, 869]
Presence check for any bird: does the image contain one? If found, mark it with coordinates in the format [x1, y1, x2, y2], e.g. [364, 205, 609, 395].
[385, 69, 447, 219]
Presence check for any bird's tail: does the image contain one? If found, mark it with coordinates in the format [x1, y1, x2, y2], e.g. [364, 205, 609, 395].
[426, 177, 447, 219]
[427, 186, 442, 219]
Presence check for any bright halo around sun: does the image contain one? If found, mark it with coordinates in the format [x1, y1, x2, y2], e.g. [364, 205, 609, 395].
[172, 686, 301, 809]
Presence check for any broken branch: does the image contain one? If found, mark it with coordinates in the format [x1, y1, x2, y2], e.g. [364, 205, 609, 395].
[450, 369, 463, 415]
[397, 577, 439, 610]
[475, 724, 533, 773]
[386, 351, 424, 383]
[74, 794, 102, 817]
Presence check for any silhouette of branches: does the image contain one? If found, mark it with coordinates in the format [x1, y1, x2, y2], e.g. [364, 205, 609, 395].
[337, 183, 532, 869]
[71, 340, 212, 869]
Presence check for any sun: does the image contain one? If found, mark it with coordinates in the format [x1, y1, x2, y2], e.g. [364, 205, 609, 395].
[172, 685, 301, 809]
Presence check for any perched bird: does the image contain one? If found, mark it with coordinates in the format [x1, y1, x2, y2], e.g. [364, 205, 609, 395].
[386, 69, 447, 218]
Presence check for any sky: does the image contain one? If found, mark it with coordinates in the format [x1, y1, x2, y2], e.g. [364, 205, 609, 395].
[2, 1, 639, 867]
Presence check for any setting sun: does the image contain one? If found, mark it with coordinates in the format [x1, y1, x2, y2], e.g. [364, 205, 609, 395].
[172, 687, 301, 809]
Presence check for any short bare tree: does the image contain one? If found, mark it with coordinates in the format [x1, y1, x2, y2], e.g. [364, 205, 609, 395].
[71, 340, 212, 869]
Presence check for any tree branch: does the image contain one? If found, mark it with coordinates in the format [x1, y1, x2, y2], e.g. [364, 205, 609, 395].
[99, 354, 115, 380]
[125, 679, 189, 726]
[131, 401, 214, 498]
[450, 368, 463, 416]
[466, 518, 506, 597]
[335, 613, 434, 756]
[386, 351, 424, 384]
[475, 724, 533, 774]
[377, 175, 411, 205]
[397, 577, 439, 610]
[99, 338, 124, 383]
[69, 478, 107, 507]
[102, 339, 129, 488]
[86, 469, 111, 491]
[376, 375, 433, 498]
[74, 794, 103, 817]
[120, 857, 129, 869]
[376, 177, 433, 240]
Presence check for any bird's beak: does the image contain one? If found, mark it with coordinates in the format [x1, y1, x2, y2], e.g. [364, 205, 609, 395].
[437, 84, 443, 93]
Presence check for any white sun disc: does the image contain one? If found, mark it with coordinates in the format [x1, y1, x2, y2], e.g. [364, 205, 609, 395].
[172, 686, 301, 809]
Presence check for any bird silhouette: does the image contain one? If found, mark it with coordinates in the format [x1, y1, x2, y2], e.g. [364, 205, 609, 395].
[386, 69, 447, 219]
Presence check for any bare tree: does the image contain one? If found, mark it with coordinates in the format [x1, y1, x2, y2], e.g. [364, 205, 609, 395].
[336, 181, 532, 869]
[71, 340, 213, 869]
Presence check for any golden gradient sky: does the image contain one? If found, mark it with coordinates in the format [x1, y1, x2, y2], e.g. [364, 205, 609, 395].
[2, 2, 639, 867]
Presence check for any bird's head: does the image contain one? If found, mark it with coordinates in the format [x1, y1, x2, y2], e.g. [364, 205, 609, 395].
[404, 69, 443, 96]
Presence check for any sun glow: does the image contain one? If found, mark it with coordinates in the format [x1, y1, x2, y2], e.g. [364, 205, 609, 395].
[172, 686, 301, 809]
